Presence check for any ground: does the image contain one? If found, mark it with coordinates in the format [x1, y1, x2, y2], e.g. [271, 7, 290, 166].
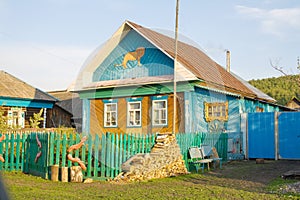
[205, 159, 300, 193]
[1, 159, 300, 199]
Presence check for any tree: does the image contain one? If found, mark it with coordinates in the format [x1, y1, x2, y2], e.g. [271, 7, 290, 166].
[30, 108, 44, 128]
[270, 58, 300, 88]
[0, 106, 9, 133]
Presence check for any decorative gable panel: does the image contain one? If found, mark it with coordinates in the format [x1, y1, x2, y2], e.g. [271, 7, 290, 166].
[92, 29, 174, 82]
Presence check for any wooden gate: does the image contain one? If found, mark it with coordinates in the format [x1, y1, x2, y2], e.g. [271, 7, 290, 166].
[23, 133, 50, 179]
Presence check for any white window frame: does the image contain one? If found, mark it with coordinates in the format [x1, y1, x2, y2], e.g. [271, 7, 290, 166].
[127, 101, 141, 127]
[104, 103, 118, 127]
[152, 99, 167, 126]
[7, 107, 25, 128]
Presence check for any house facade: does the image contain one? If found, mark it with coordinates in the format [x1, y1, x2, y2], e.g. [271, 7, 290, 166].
[75, 20, 283, 140]
[0, 70, 71, 129]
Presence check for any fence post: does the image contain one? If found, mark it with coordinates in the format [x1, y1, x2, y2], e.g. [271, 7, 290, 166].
[15, 134, 21, 170]
[20, 134, 26, 171]
[4, 134, 9, 170]
[55, 133, 61, 165]
[93, 134, 100, 178]
[61, 134, 67, 167]
[49, 132, 55, 166]
[9, 134, 15, 171]
[87, 135, 93, 177]
[115, 133, 119, 178]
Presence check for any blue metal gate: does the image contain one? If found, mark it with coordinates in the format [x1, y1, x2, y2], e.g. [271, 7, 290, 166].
[278, 112, 300, 159]
[248, 112, 275, 159]
[247, 112, 300, 160]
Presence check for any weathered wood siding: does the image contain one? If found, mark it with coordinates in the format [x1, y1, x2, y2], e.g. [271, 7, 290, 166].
[46, 105, 73, 128]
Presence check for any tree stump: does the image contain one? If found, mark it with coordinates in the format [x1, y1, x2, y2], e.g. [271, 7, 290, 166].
[61, 167, 68, 182]
[51, 165, 59, 182]
[70, 166, 83, 183]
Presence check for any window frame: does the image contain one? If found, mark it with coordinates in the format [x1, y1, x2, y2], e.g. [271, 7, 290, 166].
[152, 99, 168, 126]
[103, 102, 118, 128]
[204, 101, 229, 122]
[7, 107, 25, 128]
[127, 101, 142, 127]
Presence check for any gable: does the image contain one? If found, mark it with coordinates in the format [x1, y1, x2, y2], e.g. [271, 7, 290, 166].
[76, 20, 275, 104]
[92, 29, 174, 82]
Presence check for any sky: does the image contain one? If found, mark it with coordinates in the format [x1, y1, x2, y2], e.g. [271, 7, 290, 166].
[0, 0, 300, 91]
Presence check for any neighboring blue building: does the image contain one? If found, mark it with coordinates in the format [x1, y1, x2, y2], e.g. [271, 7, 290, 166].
[75, 21, 287, 158]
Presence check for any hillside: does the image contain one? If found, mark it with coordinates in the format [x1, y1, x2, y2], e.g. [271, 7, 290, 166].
[248, 75, 300, 106]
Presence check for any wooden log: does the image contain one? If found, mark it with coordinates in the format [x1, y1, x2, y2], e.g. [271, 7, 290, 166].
[61, 167, 68, 182]
[256, 158, 264, 164]
[51, 165, 59, 182]
[70, 166, 83, 183]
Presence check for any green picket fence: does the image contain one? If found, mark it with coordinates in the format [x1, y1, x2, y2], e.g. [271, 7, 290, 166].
[0, 132, 228, 180]
[48, 132, 156, 180]
[0, 133, 27, 171]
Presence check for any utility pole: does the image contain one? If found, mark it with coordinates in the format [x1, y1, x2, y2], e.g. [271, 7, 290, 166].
[173, 0, 179, 134]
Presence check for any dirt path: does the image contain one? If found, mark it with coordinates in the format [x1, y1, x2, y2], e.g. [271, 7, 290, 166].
[204, 160, 300, 193]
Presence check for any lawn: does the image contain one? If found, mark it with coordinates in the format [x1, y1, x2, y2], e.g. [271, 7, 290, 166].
[1, 160, 300, 200]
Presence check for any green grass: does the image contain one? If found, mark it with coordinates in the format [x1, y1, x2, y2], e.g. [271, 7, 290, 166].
[1, 170, 298, 200]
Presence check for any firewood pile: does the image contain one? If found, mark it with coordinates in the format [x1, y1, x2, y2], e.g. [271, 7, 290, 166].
[113, 132, 188, 182]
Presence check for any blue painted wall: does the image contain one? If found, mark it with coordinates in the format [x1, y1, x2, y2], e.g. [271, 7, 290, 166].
[239, 98, 279, 113]
[93, 29, 174, 82]
[184, 87, 240, 133]
[185, 87, 281, 133]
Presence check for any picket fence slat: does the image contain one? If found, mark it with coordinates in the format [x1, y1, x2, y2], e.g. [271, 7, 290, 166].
[87, 135, 93, 177]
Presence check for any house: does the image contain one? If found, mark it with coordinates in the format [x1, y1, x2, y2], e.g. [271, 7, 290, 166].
[48, 87, 82, 131]
[0, 70, 76, 129]
[286, 97, 300, 111]
[0, 70, 57, 128]
[75, 20, 284, 139]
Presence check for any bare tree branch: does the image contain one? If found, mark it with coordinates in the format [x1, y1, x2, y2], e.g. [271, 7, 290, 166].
[269, 59, 288, 76]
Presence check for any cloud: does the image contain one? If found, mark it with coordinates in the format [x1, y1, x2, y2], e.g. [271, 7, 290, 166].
[235, 5, 300, 37]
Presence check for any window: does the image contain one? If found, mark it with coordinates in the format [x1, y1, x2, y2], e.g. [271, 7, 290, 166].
[104, 103, 117, 127]
[152, 100, 167, 126]
[204, 102, 228, 122]
[7, 107, 25, 128]
[256, 107, 264, 112]
[127, 101, 141, 127]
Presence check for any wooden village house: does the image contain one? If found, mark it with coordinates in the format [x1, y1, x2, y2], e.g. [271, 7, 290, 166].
[48, 88, 82, 131]
[74, 19, 286, 148]
[286, 97, 300, 111]
[0, 70, 73, 129]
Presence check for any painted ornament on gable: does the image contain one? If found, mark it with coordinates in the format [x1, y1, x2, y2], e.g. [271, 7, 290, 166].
[114, 47, 145, 69]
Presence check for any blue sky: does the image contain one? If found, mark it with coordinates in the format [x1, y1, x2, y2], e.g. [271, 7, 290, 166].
[1, 0, 300, 91]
